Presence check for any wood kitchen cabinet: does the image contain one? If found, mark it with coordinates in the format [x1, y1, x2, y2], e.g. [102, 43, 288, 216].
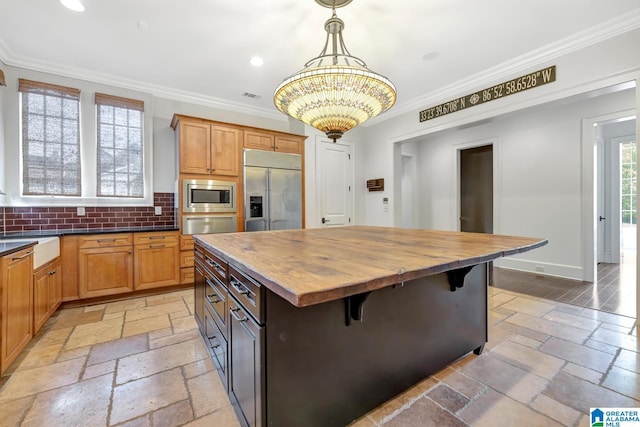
[78, 233, 134, 299]
[33, 257, 62, 334]
[1, 247, 33, 374]
[134, 231, 180, 290]
[244, 129, 304, 154]
[179, 235, 195, 284]
[178, 120, 240, 176]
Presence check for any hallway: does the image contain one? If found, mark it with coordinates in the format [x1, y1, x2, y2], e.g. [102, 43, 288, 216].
[493, 259, 637, 318]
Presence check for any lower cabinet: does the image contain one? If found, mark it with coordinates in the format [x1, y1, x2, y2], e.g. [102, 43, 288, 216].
[195, 241, 265, 427]
[134, 232, 180, 290]
[77, 231, 179, 298]
[180, 235, 195, 284]
[228, 295, 264, 427]
[1, 248, 33, 375]
[78, 233, 133, 299]
[33, 257, 62, 334]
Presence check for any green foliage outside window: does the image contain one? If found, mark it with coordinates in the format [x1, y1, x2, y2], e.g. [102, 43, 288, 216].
[621, 141, 637, 224]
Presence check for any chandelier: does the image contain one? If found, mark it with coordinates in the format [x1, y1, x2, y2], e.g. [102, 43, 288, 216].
[273, 0, 396, 142]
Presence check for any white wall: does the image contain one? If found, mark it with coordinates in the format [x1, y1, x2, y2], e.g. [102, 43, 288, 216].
[415, 89, 635, 280]
[353, 28, 640, 284]
[358, 28, 640, 227]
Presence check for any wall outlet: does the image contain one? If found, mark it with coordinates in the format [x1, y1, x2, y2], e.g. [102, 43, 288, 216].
[154, 206, 162, 215]
[77, 206, 85, 216]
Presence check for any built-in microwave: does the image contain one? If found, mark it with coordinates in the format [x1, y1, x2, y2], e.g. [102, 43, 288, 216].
[183, 179, 236, 213]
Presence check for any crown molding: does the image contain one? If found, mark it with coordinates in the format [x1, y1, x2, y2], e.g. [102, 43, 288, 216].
[365, 8, 640, 126]
[1, 8, 638, 126]
[0, 44, 286, 123]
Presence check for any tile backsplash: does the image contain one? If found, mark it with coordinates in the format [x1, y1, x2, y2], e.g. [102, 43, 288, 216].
[0, 193, 176, 234]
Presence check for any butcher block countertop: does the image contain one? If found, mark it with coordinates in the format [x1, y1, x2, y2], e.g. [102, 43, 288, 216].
[195, 226, 547, 307]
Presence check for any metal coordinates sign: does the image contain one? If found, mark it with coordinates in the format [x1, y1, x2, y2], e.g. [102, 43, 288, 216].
[419, 65, 556, 122]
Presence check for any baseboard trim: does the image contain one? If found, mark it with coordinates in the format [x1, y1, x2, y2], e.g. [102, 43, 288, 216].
[493, 258, 585, 281]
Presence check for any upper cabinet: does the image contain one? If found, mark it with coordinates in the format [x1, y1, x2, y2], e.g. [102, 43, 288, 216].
[244, 129, 304, 154]
[177, 119, 240, 176]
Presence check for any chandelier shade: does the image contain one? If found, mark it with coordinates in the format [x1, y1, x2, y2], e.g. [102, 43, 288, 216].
[273, 4, 396, 141]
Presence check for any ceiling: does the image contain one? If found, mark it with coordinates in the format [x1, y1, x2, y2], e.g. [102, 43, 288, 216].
[0, 0, 639, 124]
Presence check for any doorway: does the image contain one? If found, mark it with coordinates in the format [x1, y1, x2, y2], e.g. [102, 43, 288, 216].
[401, 153, 416, 228]
[595, 117, 636, 266]
[459, 144, 494, 233]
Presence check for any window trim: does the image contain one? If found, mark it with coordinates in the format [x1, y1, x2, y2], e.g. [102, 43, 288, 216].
[6, 76, 154, 208]
[95, 92, 145, 198]
[19, 78, 82, 197]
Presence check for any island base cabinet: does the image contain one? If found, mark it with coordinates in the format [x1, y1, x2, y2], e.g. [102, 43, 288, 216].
[204, 305, 229, 391]
[259, 263, 488, 427]
[228, 296, 264, 427]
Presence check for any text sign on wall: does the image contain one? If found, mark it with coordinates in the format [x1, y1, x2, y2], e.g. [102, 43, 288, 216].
[419, 65, 556, 122]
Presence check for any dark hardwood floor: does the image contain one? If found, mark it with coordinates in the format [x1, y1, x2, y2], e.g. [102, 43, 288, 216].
[492, 257, 637, 318]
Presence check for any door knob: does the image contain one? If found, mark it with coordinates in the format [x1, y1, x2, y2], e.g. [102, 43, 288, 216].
[599, 216, 606, 221]
[321, 217, 330, 224]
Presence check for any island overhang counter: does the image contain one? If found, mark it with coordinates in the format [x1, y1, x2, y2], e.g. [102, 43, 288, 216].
[193, 226, 547, 427]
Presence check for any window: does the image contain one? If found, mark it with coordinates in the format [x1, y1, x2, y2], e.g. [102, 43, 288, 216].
[621, 140, 637, 225]
[19, 79, 81, 196]
[96, 93, 144, 198]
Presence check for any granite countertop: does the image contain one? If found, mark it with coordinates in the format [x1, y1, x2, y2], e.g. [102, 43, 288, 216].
[1, 225, 179, 239]
[195, 226, 548, 307]
[0, 240, 37, 258]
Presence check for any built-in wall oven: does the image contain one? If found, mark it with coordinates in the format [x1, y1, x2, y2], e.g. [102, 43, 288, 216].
[183, 179, 236, 213]
[182, 215, 237, 235]
[182, 179, 238, 235]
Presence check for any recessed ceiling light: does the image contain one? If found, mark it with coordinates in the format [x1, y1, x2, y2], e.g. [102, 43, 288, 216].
[250, 56, 264, 67]
[60, 0, 85, 12]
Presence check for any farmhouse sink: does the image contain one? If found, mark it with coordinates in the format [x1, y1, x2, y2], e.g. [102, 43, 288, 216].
[1, 237, 60, 269]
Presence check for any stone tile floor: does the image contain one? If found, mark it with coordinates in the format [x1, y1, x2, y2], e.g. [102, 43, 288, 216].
[0, 287, 637, 426]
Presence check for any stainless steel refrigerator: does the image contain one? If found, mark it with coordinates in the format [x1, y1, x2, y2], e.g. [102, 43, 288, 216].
[244, 149, 302, 232]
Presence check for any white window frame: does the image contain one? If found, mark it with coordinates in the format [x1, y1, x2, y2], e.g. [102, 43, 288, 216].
[95, 92, 145, 198]
[6, 77, 154, 208]
[19, 79, 82, 197]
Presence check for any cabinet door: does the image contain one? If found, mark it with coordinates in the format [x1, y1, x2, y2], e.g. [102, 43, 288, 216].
[229, 297, 264, 427]
[244, 130, 274, 151]
[33, 258, 62, 335]
[61, 235, 79, 302]
[79, 246, 133, 298]
[1, 249, 33, 374]
[33, 266, 50, 334]
[274, 135, 304, 154]
[211, 125, 240, 176]
[48, 258, 62, 314]
[180, 121, 212, 175]
[194, 260, 206, 331]
[134, 242, 180, 290]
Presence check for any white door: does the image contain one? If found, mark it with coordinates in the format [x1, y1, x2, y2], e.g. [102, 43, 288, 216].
[596, 137, 606, 263]
[316, 140, 353, 227]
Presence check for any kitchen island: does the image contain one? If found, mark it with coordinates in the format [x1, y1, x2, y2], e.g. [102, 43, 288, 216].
[193, 226, 547, 427]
